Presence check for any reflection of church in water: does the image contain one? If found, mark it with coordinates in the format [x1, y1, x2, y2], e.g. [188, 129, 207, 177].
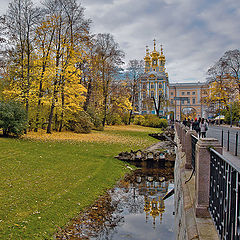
[135, 173, 171, 227]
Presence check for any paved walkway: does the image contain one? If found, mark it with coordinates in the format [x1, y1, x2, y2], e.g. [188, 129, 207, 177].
[223, 149, 240, 169]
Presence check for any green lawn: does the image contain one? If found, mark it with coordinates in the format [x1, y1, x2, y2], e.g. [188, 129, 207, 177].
[0, 125, 159, 239]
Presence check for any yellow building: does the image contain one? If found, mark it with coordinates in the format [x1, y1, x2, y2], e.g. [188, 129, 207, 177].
[169, 83, 208, 120]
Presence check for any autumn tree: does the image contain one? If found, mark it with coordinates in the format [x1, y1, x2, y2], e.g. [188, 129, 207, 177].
[222, 49, 240, 94]
[126, 59, 144, 124]
[106, 78, 132, 125]
[206, 52, 239, 113]
[5, 0, 41, 126]
[2, 0, 126, 133]
[42, 0, 90, 133]
[94, 33, 124, 127]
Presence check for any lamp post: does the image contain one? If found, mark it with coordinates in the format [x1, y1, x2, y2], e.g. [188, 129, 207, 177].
[230, 102, 232, 127]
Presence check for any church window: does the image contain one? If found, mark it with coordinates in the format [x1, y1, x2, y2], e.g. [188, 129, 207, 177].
[192, 91, 195, 95]
[192, 98, 196, 104]
[187, 98, 190, 104]
[182, 92, 185, 95]
[142, 83, 147, 89]
[187, 92, 190, 95]
[151, 91, 154, 98]
[151, 83, 154, 89]
[158, 83, 162, 88]
[135, 94, 138, 101]
[142, 91, 146, 98]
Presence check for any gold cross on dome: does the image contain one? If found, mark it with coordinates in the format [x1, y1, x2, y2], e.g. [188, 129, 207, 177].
[153, 39, 156, 50]
[160, 44, 163, 54]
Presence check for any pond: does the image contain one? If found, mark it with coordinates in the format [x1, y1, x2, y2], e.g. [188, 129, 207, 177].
[57, 163, 175, 240]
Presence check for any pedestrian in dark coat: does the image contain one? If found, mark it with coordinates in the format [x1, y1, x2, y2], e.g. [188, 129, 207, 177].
[192, 118, 200, 135]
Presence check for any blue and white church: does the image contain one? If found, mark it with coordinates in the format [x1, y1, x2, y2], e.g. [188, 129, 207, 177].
[138, 40, 169, 115]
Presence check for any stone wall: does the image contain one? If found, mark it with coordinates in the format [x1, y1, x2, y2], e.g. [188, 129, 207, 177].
[174, 147, 187, 239]
[174, 139, 199, 240]
[174, 124, 219, 240]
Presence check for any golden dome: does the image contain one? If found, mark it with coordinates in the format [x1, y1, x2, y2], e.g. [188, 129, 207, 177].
[150, 39, 160, 58]
[144, 45, 151, 61]
[158, 44, 166, 61]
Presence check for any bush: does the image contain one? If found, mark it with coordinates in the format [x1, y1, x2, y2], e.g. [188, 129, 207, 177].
[106, 112, 122, 125]
[133, 115, 145, 125]
[0, 101, 27, 136]
[86, 108, 104, 131]
[133, 114, 168, 128]
[66, 111, 94, 134]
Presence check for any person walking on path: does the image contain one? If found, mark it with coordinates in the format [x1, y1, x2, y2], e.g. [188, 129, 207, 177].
[186, 118, 191, 128]
[200, 118, 208, 138]
[192, 117, 200, 135]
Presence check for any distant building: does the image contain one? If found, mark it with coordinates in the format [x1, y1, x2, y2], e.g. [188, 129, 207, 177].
[168, 82, 208, 120]
[137, 41, 208, 120]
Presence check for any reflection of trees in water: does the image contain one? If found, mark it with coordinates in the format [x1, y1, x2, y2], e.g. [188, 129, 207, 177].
[56, 193, 123, 239]
[56, 167, 174, 239]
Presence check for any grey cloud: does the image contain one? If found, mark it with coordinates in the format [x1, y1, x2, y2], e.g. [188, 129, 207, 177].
[0, 0, 239, 83]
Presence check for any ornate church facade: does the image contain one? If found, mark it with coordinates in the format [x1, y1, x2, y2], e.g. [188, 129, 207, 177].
[137, 41, 208, 120]
[137, 40, 169, 116]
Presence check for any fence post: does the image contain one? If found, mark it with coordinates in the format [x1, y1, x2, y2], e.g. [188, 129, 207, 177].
[221, 129, 223, 147]
[185, 130, 197, 169]
[182, 126, 189, 153]
[195, 138, 222, 217]
[227, 130, 230, 151]
[235, 132, 238, 156]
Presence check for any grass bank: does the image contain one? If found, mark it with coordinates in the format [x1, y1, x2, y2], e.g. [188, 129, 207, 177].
[0, 125, 159, 239]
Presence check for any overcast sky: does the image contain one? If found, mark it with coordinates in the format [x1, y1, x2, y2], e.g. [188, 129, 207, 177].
[1, 0, 240, 83]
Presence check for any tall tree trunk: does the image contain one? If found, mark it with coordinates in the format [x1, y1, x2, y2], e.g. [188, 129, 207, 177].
[47, 19, 62, 134]
[102, 94, 108, 127]
[25, 31, 31, 133]
[83, 80, 92, 112]
[59, 84, 65, 132]
[128, 109, 133, 125]
[34, 71, 44, 132]
[153, 95, 161, 116]
[47, 85, 57, 134]
[35, 28, 55, 132]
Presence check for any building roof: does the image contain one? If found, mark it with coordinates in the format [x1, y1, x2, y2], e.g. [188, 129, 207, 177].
[169, 82, 207, 88]
[140, 71, 167, 80]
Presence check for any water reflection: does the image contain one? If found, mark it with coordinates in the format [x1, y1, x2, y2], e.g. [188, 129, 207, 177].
[56, 166, 175, 240]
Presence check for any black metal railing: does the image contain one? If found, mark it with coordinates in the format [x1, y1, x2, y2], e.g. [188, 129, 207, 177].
[209, 148, 240, 240]
[191, 134, 198, 170]
[220, 129, 239, 156]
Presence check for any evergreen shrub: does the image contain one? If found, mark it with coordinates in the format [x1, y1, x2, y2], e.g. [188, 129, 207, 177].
[0, 101, 27, 136]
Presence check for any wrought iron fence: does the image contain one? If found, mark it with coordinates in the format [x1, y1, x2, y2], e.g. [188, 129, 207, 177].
[191, 134, 198, 170]
[221, 129, 239, 156]
[209, 148, 240, 240]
